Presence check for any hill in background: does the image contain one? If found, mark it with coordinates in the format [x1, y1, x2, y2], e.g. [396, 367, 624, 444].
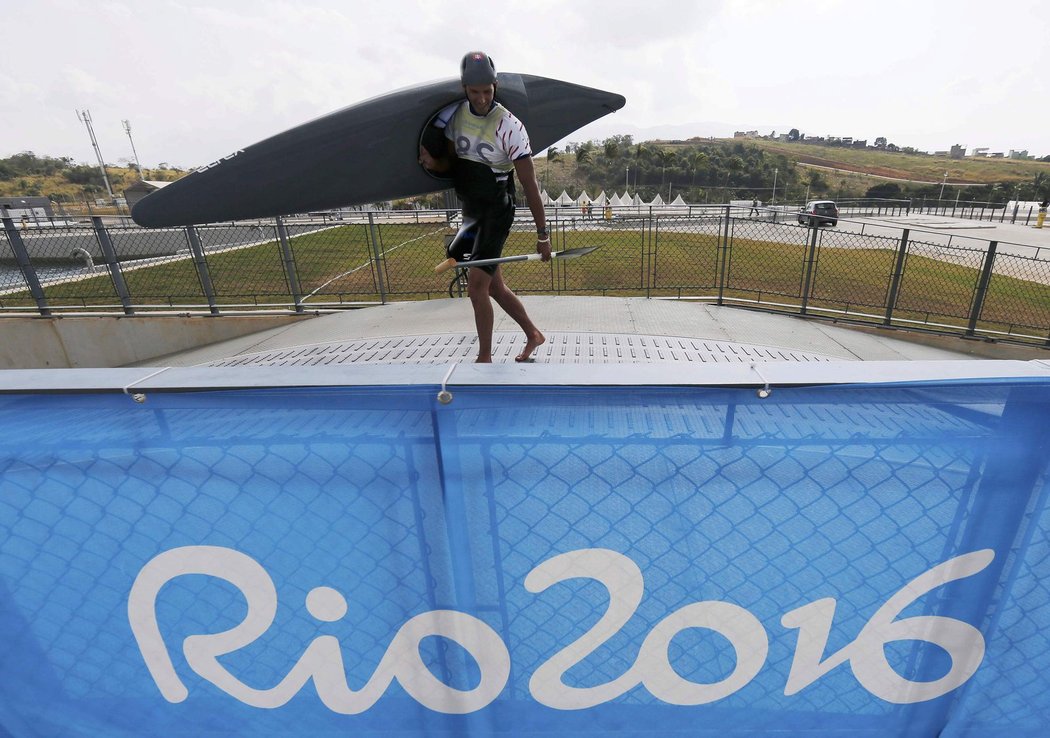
[4, 138, 1049, 212]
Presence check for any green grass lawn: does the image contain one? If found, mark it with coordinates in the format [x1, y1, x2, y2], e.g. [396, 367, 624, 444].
[745, 140, 1050, 184]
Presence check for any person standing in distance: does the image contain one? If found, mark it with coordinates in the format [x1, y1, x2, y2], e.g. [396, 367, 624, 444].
[418, 51, 550, 363]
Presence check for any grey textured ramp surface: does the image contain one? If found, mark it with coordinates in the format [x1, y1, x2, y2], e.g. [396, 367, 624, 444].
[140, 297, 981, 368]
[202, 332, 838, 367]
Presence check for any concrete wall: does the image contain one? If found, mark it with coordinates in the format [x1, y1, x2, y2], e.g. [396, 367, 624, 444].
[0, 314, 316, 369]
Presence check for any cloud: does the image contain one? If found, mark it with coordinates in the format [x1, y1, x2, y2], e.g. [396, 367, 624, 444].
[3, 0, 1049, 166]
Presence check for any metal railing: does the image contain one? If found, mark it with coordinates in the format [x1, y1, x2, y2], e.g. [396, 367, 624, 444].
[2, 208, 1049, 346]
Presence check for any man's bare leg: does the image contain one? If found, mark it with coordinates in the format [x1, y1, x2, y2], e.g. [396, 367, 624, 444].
[488, 267, 545, 362]
[467, 267, 495, 362]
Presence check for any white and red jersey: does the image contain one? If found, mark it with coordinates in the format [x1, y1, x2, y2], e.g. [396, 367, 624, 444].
[434, 100, 532, 182]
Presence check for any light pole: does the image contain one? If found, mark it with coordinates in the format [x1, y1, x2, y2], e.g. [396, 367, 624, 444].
[939, 171, 948, 200]
[122, 120, 144, 180]
[76, 109, 115, 201]
[772, 167, 778, 204]
[625, 166, 630, 193]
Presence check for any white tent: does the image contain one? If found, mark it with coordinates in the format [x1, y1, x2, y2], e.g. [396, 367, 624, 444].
[670, 194, 688, 206]
[576, 190, 592, 206]
[608, 193, 623, 207]
[540, 190, 553, 206]
[618, 191, 630, 204]
[650, 194, 665, 206]
[593, 191, 608, 205]
[632, 193, 644, 206]
[555, 190, 575, 206]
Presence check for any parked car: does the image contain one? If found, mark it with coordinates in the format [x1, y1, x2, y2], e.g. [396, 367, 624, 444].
[798, 200, 839, 226]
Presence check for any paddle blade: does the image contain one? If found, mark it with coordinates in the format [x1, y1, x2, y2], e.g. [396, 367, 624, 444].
[555, 246, 600, 259]
[434, 257, 458, 274]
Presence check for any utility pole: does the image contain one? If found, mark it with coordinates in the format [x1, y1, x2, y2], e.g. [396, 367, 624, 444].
[76, 109, 115, 200]
[122, 119, 144, 179]
[939, 171, 948, 201]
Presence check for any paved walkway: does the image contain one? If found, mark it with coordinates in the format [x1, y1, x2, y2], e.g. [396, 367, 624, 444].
[146, 297, 1048, 368]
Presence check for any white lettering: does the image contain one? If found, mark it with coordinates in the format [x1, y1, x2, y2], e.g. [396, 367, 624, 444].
[128, 546, 993, 714]
[191, 150, 245, 175]
[780, 549, 993, 703]
[524, 549, 768, 709]
[128, 546, 509, 713]
[524, 549, 644, 709]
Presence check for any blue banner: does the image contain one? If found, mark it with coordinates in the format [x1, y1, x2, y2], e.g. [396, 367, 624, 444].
[1, 380, 1049, 736]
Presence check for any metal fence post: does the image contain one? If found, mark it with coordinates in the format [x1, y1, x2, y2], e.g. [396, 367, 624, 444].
[716, 205, 731, 305]
[275, 216, 304, 313]
[185, 225, 220, 315]
[799, 223, 820, 315]
[367, 212, 387, 304]
[2, 215, 51, 316]
[966, 241, 997, 337]
[91, 216, 134, 315]
[883, 228, 910, 326]
[647, 215, 658, 297]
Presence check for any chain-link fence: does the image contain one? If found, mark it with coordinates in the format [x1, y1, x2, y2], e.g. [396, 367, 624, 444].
[3, 210, 1049, 344]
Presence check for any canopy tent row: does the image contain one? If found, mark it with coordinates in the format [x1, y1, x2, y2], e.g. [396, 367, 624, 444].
[513, 189, 688, 208]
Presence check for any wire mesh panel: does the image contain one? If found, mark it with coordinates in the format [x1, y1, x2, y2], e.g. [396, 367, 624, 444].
[809, 228, 900, 316]
[286, 222, 380, 306]
[0, 386, 456, 735]
[195, 223, 291, 307]
[1, 377, 1049, 735]
[549, 218, 647, 296]
[722, 217, 811, 304]
[980, 251, 1050, 339]
[12, 224, 122, 310]
[893, 238, 989, 329]
[0, 229, 34, 310]
[108, 226, 206, 308]
[649, 216, 720, 296]
[376, 219, 463, 299]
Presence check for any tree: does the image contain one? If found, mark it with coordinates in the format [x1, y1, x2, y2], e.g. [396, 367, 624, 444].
[805, 170, 829, 195]
[64, 165, 104, 186]
[546, 146, 561, 162]
[602, 134, 632, 157]
[865, 182, 902, 199]
[787, 128, 800, 142]
[874, 137, 887, 149]
[575, 142, 594, 165]
[1033, 172, 1049, 201]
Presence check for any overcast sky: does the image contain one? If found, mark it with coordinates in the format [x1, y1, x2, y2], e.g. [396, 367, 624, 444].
[3, 0, 1048, 169]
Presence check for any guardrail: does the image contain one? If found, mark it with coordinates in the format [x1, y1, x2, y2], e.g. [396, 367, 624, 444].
[2, 208, 1048, 346]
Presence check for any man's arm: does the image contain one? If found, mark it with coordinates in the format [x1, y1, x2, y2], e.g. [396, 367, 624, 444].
[418, 136, 454, 173]
[513, 156, 551, 261]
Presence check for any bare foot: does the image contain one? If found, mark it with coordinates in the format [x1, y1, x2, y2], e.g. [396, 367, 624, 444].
[475, 355, 492, 363]
[515, 331, 546, 363]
